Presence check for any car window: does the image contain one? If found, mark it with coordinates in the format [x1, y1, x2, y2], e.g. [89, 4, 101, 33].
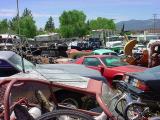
[101, 56, 128, 67]
[83, 57, 101, 66]
[102, 53, 109, 55]
[103, 52, 118, 56]
[111, 52, 118, 56]
[0, 59, 12, 68]
[94, 53, 99, 55]
[9, 54, 35, 71]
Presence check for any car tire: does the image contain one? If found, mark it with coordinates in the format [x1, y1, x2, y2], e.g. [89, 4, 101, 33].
[36, 109, 94, 120]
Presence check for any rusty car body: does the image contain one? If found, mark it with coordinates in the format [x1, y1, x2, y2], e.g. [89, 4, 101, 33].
[0, 71, 119, 120]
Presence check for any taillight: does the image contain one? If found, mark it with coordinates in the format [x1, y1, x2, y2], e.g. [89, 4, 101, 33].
[131, 79, 150, 91]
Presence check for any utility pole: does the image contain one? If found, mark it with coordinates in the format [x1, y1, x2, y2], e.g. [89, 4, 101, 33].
[16, 0, 25, 73]
[153, 14, 157, 34]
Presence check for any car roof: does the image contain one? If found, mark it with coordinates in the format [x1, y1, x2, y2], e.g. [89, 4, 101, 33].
[93, 49, 115, 54]
[83, 55, 117, 58]
[0, 51, 15, 60]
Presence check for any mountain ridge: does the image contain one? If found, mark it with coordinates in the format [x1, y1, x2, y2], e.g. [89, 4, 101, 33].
[116, 19, 160, 31]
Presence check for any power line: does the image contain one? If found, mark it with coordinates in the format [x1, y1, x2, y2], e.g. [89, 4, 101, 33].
[153, 13, 160, 34]
[153, 13, 157, 34]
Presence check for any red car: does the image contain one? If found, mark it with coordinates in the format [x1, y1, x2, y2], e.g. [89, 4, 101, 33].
[74, 55, 146, 84]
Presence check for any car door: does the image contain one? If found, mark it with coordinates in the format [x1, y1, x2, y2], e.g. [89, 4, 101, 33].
[82, 57, 102, 71]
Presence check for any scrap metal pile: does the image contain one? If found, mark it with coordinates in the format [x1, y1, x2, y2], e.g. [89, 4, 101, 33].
[1, 34, 160, 119]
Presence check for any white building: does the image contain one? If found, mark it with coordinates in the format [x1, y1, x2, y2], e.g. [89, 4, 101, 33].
[34, 33, 60, 42]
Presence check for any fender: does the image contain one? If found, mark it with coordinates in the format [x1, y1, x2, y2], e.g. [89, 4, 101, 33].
[112, 73, 124, 80]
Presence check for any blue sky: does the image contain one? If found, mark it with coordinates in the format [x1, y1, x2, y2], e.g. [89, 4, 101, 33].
[0, 0, 159, 28]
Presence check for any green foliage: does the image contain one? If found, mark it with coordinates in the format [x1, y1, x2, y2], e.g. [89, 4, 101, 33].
[54, 28, 60, 33]
[60, 25, 75, 38]
[22, 8, 33, 18]
[125, 31, 132, 35]
[45, 16, 55, 32]
[89, 17, 116, 30]
[9, 15, 18, 33]
[37, 28, 46, 35]
[19, 16, 37, 38]
[120, 24, 132, 36]
[120, 24, 125, 36]
[0, 8, 117, 38]
[0, 19, 9, 33]
[59, 10, 88, 38]
[9, 8, 37, 38]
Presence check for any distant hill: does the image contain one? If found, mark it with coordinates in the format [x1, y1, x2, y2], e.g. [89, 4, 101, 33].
[116, 19, 160, 31]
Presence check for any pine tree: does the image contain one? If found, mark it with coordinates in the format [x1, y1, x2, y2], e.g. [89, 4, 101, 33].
[45, 16, 55, 32]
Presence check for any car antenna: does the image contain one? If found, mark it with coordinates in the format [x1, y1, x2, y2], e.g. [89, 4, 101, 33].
[16, 0, 25, 73]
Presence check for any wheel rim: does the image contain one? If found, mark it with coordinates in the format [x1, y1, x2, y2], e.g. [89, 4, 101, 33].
[58, 115, 83, 120]
[37, 110, 93, 120]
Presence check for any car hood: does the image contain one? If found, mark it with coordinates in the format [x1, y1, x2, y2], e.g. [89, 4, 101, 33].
[37, 64, 106, 82]
[7, 68, 90, 89]
[111, 65, 146, 73]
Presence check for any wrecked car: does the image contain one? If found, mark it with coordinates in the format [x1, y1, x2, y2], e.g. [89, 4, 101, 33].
[0, 70, 118, 120]
[74, 55, 146, 84]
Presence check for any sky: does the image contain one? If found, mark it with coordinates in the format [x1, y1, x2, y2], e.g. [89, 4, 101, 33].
[0, 0, 159, 28]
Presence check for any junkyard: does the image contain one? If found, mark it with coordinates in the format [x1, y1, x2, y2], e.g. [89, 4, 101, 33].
[0, 0, 160, 120]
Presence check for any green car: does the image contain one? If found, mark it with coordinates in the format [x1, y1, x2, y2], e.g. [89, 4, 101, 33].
[93, 49, 118, 56]
[110, 45, 124, 54]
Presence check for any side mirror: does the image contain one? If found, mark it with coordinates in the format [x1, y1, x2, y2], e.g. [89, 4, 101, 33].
[98, 65, 104, 75]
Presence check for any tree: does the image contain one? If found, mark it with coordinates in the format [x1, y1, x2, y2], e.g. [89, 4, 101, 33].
[10, 8, 37, 38]
[120, 24, 131, 36]
[37, 28, 46, 35]
[45, 16, 55, 32]
[22, 8, 33, 18]
[86, 20, 91, 34]
[9, 15, 19, 33]
[59, 10, 87, 38]
[0, 19, 9, 33]
[120, 24, 125, 36]
[19, 16, 37, 38]
[89, 17, 116, 30]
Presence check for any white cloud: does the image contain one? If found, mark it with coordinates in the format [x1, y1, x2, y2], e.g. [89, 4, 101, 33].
[33, 13, 59, 18]
[0, 9, 59, 19]
[0, 9, 16, 17]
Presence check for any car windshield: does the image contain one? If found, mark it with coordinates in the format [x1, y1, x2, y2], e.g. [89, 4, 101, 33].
[102, 52, 118, 56]
[101, 56, 128, 67]
[101, 83, 122, 118]
[9, 54, 35, 71]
